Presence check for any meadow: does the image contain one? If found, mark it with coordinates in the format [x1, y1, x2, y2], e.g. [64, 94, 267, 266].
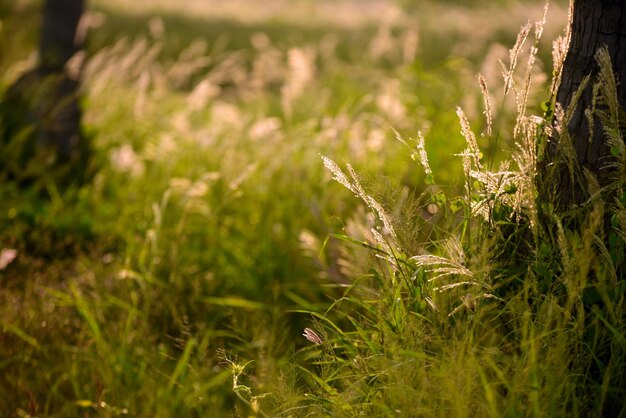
[1, 0, 625, 416]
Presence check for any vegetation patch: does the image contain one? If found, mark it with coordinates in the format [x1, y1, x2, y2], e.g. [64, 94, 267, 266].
[1, 0, 624, 417]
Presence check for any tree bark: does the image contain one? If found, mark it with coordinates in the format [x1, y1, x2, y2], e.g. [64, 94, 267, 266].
[551, 0, 626, 203]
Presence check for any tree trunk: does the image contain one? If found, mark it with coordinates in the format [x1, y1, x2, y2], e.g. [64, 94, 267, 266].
[550, 4, 626, 415]
[38, 0, 86, 165]
[39, 0, 85, 74]
[0, 0, 88, 185]
[551, 0, 626, 204]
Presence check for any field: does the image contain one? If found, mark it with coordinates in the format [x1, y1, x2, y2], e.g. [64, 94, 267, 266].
[1, 0, 625, 416]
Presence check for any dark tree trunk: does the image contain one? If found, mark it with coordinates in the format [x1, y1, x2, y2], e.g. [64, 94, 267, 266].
[39, 0, 85, 73]
[551, 0, 626, 204]
[549, 4, 626, 415]
[1, 0, 89, 185]
[37, 0, 86, 164]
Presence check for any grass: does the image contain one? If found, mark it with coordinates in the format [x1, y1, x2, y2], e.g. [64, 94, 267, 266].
[1, 0, 625, 416]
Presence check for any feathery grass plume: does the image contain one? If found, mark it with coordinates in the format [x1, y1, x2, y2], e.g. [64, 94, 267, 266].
[443, 232, 466, 265]
[500, 21, 532, 96]
[370, 227, 395, 264]
[511, 117, 541, 226]
[447, 293, 502, 317]
[473, 18, 545, 224]
[595, 48, 624, 160]
[542, 2, 571, 123]
[515, 114, 541, 170]
[457, 105, 484, 214]
[456, 107, 482, 170]
[514, 5, 546, 139]
[321, 155, 357, 194]
[394, 128, 434, 183]
[415, 131, 433, 183]
[477, 74, 493, 137]
[411, 237, 473, 283]
[534, 2, 549, 40]
[322, 155, 398, 240]
[514, 45, 538, 139]
[411, 253, 473, 281]
[435, 281, 485, 292]
[550, 75, 591, 194]
[509, 22, 532, 71]
[468, 167, 519, 220]
[411, 236, 497, 316]
[549, 35, 568, 101]
[346, 164, 398, 240]
[547, 1, 573, 127]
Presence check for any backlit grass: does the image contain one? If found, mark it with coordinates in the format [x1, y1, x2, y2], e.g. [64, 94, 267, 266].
[2, 1, 623, 417]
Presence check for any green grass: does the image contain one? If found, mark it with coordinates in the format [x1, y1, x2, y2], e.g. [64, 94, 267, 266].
[1, 0, 624, 417]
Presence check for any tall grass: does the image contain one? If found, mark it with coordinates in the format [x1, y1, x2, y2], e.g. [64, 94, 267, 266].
[284, 7, 626, 417]
[1, 1, 623, 417]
